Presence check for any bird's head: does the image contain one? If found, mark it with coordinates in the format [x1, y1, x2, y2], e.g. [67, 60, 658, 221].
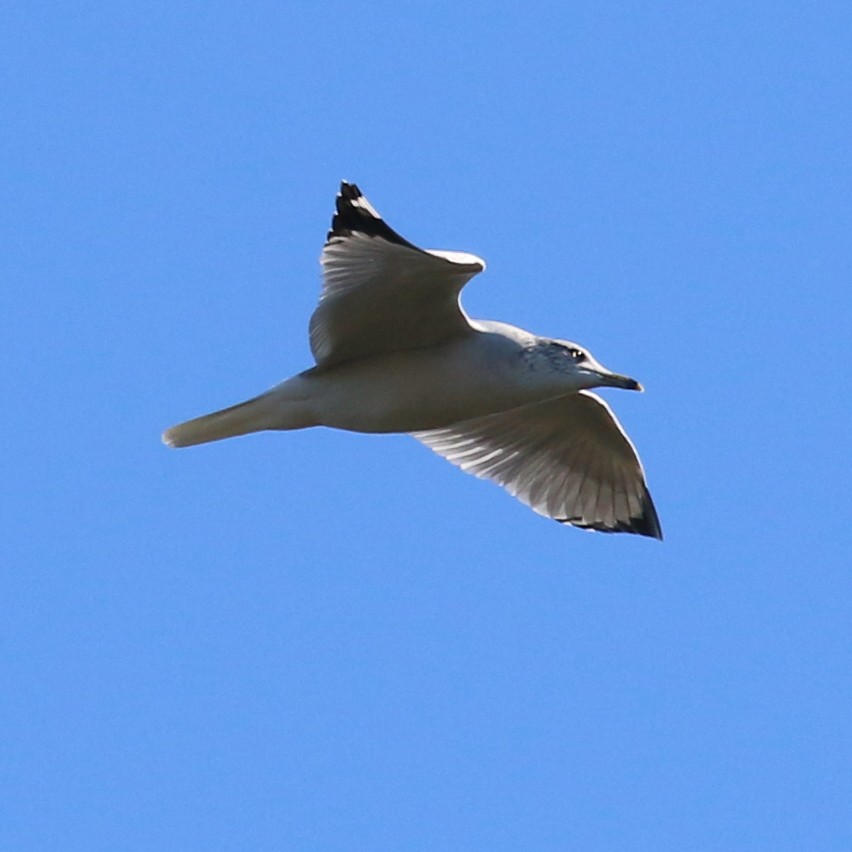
[532, 339, 643, 392]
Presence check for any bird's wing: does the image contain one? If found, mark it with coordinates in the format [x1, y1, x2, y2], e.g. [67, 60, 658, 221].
[411, 391, 662, 538]
[310, 182, 485, 367]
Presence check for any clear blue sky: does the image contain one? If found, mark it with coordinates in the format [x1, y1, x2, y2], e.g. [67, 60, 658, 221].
[3, 3, 851, 849]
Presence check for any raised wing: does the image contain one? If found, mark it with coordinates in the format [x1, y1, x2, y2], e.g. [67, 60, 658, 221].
[310, 182, 485, 367]
[411, 391, 662, 538]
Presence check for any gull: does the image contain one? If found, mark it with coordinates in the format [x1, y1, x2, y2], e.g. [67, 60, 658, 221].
[163, 182, 662, 538]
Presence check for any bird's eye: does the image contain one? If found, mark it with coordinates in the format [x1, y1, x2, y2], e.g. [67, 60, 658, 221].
[570, 348, 585, 362]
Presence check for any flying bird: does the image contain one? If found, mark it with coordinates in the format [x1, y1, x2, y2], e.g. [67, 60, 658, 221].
[164, 182, 661, 538]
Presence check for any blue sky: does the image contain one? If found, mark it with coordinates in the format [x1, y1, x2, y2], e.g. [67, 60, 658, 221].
[3, 2, 851, 849]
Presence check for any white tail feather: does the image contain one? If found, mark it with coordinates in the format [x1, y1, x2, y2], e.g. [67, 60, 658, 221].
[162, 392, 281, 448]
[164, 376, 318, 448]
[163, 374, 318, 448]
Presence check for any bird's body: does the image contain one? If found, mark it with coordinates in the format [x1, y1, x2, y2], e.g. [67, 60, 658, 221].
[280, 321, 601, 433]
[164, 182, 662, 538]
[293, 332, 525, 434]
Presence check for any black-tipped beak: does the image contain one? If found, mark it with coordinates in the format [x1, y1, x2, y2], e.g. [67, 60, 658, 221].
[602, 372, 643, 392]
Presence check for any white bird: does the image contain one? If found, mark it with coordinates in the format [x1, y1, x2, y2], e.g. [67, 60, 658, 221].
[164, 182, 662, 538]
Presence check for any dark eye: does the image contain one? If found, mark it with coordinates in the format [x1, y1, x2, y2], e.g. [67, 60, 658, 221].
[569, 348, 585, 362]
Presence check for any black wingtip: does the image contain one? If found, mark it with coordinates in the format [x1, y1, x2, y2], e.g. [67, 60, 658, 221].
[326, 181, 418, 249]
[557, 488, 663, 540]
[637, 489, 663, 540]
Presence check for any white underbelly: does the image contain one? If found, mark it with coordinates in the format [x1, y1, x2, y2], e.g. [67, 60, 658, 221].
[303, 334, 556, 433]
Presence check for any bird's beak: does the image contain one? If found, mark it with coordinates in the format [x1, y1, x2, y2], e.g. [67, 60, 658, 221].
[600, 370, 643, 392]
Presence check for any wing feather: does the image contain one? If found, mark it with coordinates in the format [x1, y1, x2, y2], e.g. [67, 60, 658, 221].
[310, 183, 485, 367]
[411, 391, 662, 538]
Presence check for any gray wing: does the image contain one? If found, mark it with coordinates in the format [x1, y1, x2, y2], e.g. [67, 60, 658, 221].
[411, 391, 662, 538]
[310, 182, 485, 367]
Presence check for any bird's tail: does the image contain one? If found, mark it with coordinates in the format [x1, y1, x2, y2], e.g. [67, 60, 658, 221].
[163, 373, 320, 451]
[162, 392, 279, 448]
[163, 376, 317, 448]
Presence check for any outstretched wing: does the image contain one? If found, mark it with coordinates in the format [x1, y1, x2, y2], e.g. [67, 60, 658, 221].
[309, 182, 485, 367]
[411, 391, 662, 538]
